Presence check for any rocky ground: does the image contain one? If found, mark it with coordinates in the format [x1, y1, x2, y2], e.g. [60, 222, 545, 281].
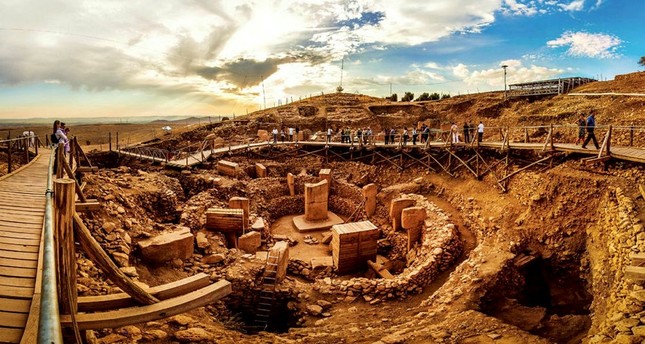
[72, 72, 645, 344]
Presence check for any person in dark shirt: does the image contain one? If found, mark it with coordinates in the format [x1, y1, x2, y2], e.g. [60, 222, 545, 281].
[581, 112, 600, 149]
[575, 115, 585, 145]
[463, 122, 470, 144]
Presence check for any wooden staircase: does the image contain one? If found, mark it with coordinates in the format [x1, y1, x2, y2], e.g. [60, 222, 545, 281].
[246, 252, 279, 333]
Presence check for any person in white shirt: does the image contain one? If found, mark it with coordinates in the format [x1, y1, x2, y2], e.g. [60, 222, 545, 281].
[288, 127, 294, 142]
[272, 128, 278, 143]
[450, 122, 459, 143]
[477, 121, 484, 142]
[327, 128, 333, 143]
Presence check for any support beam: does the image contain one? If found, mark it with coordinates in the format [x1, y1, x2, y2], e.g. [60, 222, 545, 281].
[73, 213, 159, 305]
[499, 155, 554, 183]
[598, 125, 612, 158]
[75, 200, 101, 212]
[445, 149, 478, 177]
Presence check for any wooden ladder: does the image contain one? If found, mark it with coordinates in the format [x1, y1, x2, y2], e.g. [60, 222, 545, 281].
[247, 252, 279, 333]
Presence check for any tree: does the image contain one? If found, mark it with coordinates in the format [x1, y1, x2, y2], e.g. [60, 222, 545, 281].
[385, 93, 398, 101]
[441, 94, 451, 99]
[401, 92, 414, 102]
[639, 56, 645, 67]
[415, 92, 430, 101]
[429, 92, 441, 100]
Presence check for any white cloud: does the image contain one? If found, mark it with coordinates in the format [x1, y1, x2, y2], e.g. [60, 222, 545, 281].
[503, 0, 539, 16]
[558, 0, 585, 11]
[453, 59, 563, 86]
[547, 31, 622, 58]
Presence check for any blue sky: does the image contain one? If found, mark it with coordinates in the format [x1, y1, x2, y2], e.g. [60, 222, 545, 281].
[0, 0, 642, 119]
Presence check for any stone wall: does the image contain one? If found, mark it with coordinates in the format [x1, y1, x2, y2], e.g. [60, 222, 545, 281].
[313, 194, 462, 299]
[586, 188, 645, 343]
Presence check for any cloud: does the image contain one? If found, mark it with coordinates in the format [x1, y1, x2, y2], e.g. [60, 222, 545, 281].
[558, 0, 585, 11]
[452, 59, 563, 86]
[502, 0, 539, 16]
[547, 31, 622, 58]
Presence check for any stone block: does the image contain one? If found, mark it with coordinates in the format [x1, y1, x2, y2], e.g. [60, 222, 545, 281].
[287, 173, 295, 196]
[362, 184, 377, 217]
[238, 231, 261, 253]
[138, 227, 194, 263]
[252, 217, 265, 232]
[270, 241, 289, 282]
[319, 169, 332, 193]
[202, 253, 225, 264]
[403, 207, 426, 251]
[305, 179, 329, 221]
[389, 198, 416, 231]
[311, 256, 333, 269]
[229, 197, 250, 229]
[195, 231, 209, 250]
[257, 129, 270, 141]
[255, 163, 267, 177]
[217, 160, 239, 178]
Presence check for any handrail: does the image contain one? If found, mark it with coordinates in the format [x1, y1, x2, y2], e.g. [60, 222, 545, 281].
[38, 147, 63, 343]
[0, 134, 38, 144]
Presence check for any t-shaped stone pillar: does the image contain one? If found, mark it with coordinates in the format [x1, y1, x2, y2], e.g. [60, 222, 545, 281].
[401, 206, 426, 251]
[287, 173, 295, 196]
[319, 168, 332, 194]
[389, 198, 416, 231]
[229, 197, 250, 229]
[305, 179, 329, 221]
[362, 183, 377, 217]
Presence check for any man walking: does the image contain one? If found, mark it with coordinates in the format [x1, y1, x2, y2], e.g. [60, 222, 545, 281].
[463, 122, 470, 144]
[581, 112, 600, 149]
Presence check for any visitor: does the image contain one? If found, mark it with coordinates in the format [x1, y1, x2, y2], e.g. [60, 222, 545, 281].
[575, 115, 586, 145]
[477, 121, 484, 142]
[412, 127, 418, 145]
[384, 128, 389, 145]
[365, 127, 371, 145]
[403, 127, 409, 146]
[581, 112, 600, 149]
[327, 127, 333, 143]
[55, 121, 69, 153]
[469, 122, 475, 142]
[280, 128, 285, 143]
[389, 128, 396, 145]
[451, 122, 459, 143]
[288, 127, 294, 142]
[463, 122, 470, 144]
[51, 120, 61, 147]
[272, 128, 278, 144]
[295, 127, 300, 142]
[421, 124, 429, 144]
[64, 127, 71, 154]
[357, 128, 363, 145]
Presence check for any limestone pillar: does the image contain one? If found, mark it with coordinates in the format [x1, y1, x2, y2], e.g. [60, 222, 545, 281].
[270, 241, 289, 283]
[229, 197, 250, 229]
[362, 183, 377, 217]
[304, 179, 329, 222]
[255, 163, 267, 178]
[389, 198, 416, 231]
[401, 206, 426, 251]
[287, 173, 295, 196]
[319, 168, 332, 194]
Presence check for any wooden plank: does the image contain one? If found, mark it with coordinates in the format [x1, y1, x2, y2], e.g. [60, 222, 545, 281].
[0, 311, 29, 328]
[77, 166, 99, 173]
[0, 327, 23, 343]
[0, 236, 40, 246]
[0, 250, 38, 261]
[631, 253, 645, 267]
[626, 266, 645, 281]
[61, 280, 232, 330]
[0, 232, 41, 240]
[0, 276, 35, 288]
[75, 200, 101, 212]
[0, 299, 31, 313]
[0, 244, 39, 253]
[19, 221, 45, 344]
[78, 273, 210, 312]
[0, 266, 36, 278]
[0, 285, 32, 299]
[0, 257, 38, 269]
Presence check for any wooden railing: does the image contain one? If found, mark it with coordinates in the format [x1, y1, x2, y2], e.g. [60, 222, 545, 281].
[0, 133, 41, 174]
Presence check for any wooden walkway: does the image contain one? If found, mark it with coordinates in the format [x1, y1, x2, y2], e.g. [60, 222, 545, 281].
[0, 154, 48, 343]
[120, 139, 645, 169]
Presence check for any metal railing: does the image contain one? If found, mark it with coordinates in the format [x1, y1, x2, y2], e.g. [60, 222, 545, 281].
[38, 146, 63, 343]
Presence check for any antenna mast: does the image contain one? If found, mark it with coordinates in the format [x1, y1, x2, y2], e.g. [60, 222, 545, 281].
[337, 58, 344, 93]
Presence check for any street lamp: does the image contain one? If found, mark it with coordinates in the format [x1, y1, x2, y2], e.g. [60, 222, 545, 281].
[501, 64, 508, 100]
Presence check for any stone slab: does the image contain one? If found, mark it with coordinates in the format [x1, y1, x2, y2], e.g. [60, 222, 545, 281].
[270, 241, 289, 283]
[255, 163, 267, 178]
[138, 227, 194, 263]
[389, 198, 416, 231]
[217, 160, 239, 178]
[229, 197, 250, 229]
[305, 179, 329, 221]
[238, 231, 261, 254]
[287, 173, 295, 196]
[293, 211, 344, 232]
[311, 256, 334, 269]
[362, 184, 377, 217]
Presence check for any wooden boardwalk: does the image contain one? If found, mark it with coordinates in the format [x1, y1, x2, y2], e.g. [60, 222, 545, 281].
[120, 139, 645, 169]
[0, 154, 49, 343]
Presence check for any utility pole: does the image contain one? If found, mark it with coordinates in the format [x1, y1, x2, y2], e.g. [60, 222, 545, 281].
[501, 64, 509, 100]
[261, 75, 266, 110]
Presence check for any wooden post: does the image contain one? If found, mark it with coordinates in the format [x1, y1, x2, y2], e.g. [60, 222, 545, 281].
[56, 145, 65, 179]
[549, 124, 554, 151]
[116, 132, 119, 151]
[54, 179, 77, 315]
[73, 213, 159, 305]
[524, 128, 529, 143]
[23, 137, 29, 163]
[108, 132, 112, 152]
[34, 134, 38, 155]
[7, 133, 12, 173]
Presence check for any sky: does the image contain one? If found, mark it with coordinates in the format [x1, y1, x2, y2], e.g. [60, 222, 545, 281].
[0, 0, 642, 119]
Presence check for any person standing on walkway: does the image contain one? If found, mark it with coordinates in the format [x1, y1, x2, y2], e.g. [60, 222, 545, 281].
[575, 115, 586, 145]
[272, 128, 278, 144]
[384, 128, 389, 145]
[288, 127, 294, 142]
[403, 127, 409, 146]
[477, 121, 484, 142]
[412, 127, 418, 145]
[581, 112, 600, 149]
[280, 128, 285, 143]
[451, 122, 459, 143]
[463, 122, 470, 144]
[327, 127, 333, 143]
[295, 127, 300, 142]
[389, 128, 396, 145]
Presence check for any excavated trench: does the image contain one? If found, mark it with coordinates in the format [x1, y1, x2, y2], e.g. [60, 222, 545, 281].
[481, 255, 593, 343]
